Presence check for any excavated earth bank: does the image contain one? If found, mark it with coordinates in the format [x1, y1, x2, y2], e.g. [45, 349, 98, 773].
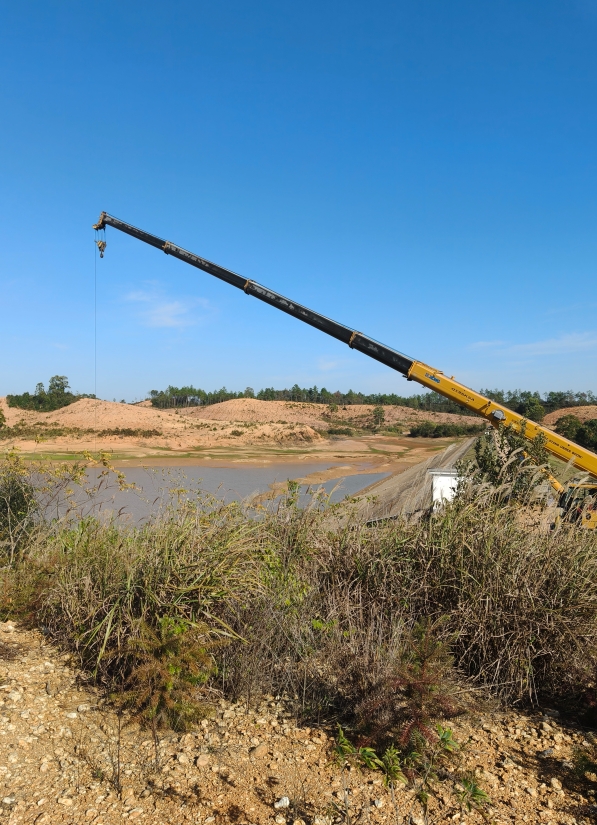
[1, 623, 596, 825]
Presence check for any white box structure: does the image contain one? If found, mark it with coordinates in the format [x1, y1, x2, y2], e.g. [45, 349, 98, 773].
[428, 469, 459, 509]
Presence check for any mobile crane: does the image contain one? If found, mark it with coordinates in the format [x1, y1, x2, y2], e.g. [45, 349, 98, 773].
[93, 212, 597, 528]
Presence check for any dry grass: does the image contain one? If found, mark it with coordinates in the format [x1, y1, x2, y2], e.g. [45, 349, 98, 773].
[3, 451, 597, 742]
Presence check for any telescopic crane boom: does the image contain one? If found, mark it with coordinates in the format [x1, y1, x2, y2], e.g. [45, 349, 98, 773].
[93, 211, 597, 494]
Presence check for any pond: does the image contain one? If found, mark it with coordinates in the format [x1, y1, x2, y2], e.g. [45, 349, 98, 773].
[74, 464, 390, 523]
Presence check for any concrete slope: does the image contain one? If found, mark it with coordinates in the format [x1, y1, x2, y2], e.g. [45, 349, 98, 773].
[354, 437, 476, 522]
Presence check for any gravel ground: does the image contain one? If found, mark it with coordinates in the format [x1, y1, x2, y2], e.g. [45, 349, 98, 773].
[1, 621, 596, 825]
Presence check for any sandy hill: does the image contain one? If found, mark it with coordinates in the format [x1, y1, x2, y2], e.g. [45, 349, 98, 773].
[0, 395, 487, 455]
[0, 397, 185, 432]
[544, 405, 597, 427]
[181, 397, 481, 427]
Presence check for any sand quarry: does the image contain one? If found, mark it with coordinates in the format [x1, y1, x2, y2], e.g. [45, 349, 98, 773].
[2, 396, 593, 492]
[0, 396, 488, 483]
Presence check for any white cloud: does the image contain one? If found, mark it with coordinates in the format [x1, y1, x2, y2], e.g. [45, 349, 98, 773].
[317, 357, 342, 372]
[508, 332, 597, 356]
[469, 340, 506, 350]
[125, 288, 212, 329]
[469, 332, 597, 357]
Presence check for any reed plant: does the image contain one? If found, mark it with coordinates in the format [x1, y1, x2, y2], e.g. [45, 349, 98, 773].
[3, 454, 597, 739]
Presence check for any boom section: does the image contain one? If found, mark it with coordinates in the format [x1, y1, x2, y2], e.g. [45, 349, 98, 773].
[93, 212, 414, 376]
[93, 211, 597, 482]
[408, 364, 597, 482]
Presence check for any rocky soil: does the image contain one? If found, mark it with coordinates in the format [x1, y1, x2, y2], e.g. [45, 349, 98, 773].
[1, 621, 596, 825]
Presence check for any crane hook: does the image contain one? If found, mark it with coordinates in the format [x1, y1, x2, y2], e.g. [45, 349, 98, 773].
[96, 239, 107, 258]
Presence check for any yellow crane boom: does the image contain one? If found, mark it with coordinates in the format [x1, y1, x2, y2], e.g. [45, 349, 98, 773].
[93, 211, 597, 496]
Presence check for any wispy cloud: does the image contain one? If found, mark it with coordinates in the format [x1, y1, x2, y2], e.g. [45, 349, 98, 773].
[317, 357, 342, 372]
[125, 287, 212, 328]
[469, 340, 506, 350]
[469, 332, 597, 357]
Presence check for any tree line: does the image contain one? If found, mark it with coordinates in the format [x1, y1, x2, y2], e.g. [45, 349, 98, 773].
[6, 376, 96, 413]
[148, 383, 596, 420]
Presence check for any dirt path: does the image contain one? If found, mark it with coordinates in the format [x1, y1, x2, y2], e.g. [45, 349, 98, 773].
[0, 621, 594, 824]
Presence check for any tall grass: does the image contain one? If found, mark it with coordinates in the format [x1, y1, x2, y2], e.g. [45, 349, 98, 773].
[3, 451, 597, 736]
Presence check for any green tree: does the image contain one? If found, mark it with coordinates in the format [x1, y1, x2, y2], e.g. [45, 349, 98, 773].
[373, 406, 386, 427]
[523, 396, 545, 422]
[555, 414, 582, 441]
[48, 375, 70, 395]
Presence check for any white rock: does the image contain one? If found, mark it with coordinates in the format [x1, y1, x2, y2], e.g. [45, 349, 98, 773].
[550, 778, 562, 791]
[196, 754, 210, 768]
[274, 816, 286, 825]
[274, 796, 290, 809]
[77, 704, 90, 713]
[374, 798, 384, 808]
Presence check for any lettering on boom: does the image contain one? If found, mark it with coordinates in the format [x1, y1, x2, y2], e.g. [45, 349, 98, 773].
[448, 385, 477, 404]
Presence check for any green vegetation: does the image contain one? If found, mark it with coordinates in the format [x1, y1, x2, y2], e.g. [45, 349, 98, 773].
[555, 415, 597, 452]
[7, 375, 95, 412]
[0, 422, 161, 442]
[480, 389, 597, 420]
[409, 421, 486, 438]
[459, 423, 550, 501]
[148, 382, 597, 417]
[372, 405, 385, 427]
[2, 450, 597, 730]
[3, 446, 597, 816]
[327, 427, 354, 436]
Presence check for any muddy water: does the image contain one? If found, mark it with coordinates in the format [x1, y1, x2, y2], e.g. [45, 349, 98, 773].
[77, 465, 390, 523]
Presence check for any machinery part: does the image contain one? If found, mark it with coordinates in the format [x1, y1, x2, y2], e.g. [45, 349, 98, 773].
[92, 211, 597, 498]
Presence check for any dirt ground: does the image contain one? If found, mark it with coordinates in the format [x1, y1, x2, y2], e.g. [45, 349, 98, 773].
[1, 621, 595, 825]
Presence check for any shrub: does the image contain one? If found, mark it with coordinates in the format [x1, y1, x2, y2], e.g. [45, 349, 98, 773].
[0, 453, 37, 564]
[327, 427, 354, 436]
[5, 460, 597, 734]
[22, 499, 259, 691]
[409, 421, 485, 438]
[373, 406, 385, 427]
[555, 415, 597, 452]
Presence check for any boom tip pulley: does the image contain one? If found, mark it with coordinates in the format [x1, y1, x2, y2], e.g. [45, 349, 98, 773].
[93, 212, 107, 258]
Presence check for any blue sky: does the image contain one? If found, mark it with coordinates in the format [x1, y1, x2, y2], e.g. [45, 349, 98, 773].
[1, 1, 596, 401]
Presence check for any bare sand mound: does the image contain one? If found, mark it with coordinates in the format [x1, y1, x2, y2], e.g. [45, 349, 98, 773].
[182, 397, 481, 428]
[41, 398, 177, 430]
[544, 405, 597, 427]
